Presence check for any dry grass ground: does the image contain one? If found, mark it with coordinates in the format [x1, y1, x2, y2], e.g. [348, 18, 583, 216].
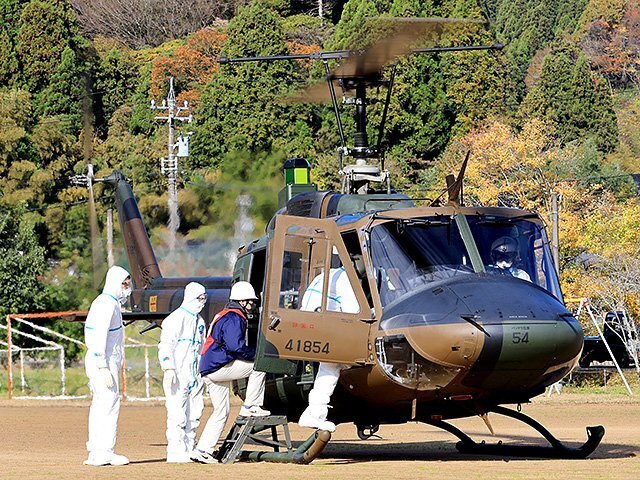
[1, 393, 639, 480]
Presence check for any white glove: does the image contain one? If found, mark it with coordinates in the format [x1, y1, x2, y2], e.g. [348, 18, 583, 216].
[99, 367, 115, 389]
[163, 369, 177, 390]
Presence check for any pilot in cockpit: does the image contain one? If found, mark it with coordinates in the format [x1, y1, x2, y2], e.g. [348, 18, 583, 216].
[486, 236, 531, 282]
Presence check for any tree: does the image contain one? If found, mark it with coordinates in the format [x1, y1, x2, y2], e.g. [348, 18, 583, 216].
[562, 195, 640, 311]
[431, 118, 561, 210]
[0, 89, 33, 178]
[520, 41, 618, 152]
[326, 0, 379, 50]
[92, 37, 140, 135]
[0, 0, 23, 84]
[581, 3, 640, 91]
[16, 0, 87, 92]
[442, 37, 516, 136]
[35, 46, 87, 133]
[190, 3, 312, 167]
[149, 27, 226, 107]
[0, 212, 48, 317]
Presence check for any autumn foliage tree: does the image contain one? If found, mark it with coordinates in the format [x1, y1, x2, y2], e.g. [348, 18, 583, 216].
[581, 2, 640, 90]
[150, 27, 227, 106]
[190, 3, 312, 167]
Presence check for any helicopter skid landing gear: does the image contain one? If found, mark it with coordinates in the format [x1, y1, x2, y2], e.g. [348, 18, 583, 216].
[424, 405, 604, 459]
[357, 424, 380, 440]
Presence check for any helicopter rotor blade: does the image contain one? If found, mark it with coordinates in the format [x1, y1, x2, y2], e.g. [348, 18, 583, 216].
[282, 18, 497, 104]
[332, 17, 488, 79]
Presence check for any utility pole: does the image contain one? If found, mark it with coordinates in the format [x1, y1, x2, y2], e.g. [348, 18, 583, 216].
[151, 77, 192, 254]
[70, 164, 103, 287]
[106, 208, 114, 268]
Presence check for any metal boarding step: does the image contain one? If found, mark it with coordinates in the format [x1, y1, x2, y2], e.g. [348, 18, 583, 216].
[216, 415, 293, 464]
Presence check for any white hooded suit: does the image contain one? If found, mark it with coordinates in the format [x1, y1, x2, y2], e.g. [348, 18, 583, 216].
[84, 265, 131, 463]
[298, 267, 359, 432]
[158, 282, 207, 460]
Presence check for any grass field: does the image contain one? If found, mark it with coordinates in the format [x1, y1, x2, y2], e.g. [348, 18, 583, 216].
[0, 343, 165, 399]
[1, 358, 639, 399]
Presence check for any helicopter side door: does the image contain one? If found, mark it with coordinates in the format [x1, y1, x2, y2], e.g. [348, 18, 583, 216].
[261, 215, 373, 364]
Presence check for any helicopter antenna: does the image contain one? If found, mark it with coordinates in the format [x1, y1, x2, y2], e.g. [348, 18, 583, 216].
[447, 150, 470, 206]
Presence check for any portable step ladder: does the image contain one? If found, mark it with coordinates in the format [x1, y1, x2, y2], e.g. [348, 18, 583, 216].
[217, 415, 293, 464]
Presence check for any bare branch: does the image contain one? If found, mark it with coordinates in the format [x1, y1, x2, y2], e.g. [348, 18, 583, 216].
[71, 0, 249, 48]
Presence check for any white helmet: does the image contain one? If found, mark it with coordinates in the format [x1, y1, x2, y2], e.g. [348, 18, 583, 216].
[229, 281, 258, 301]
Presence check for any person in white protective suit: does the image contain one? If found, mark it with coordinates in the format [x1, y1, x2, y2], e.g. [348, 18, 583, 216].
[298, 258, 360, 432]
[83, 265, 132, 466]
[191, 281, 270, 464]
[158, 282, 208, 463]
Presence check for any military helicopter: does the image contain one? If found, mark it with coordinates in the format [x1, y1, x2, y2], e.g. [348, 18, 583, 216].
[95, 17, 604, 462]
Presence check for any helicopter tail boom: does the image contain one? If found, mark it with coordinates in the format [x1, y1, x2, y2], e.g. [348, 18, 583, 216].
[102, 170, 162, 288]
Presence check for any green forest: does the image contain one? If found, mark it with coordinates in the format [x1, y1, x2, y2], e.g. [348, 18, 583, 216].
[1, 0, 640, 333]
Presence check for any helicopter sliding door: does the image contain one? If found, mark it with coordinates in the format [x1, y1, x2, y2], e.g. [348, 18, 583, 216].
[261, 215, 372, 364]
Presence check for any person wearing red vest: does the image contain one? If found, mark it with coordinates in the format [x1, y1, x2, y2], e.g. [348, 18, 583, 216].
[191, 281, 270, 464]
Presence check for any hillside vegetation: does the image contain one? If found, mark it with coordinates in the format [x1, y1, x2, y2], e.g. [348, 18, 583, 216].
[1, 0, 640, 338]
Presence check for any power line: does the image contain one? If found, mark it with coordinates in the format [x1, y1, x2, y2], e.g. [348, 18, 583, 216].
[0, 183, 162, 216]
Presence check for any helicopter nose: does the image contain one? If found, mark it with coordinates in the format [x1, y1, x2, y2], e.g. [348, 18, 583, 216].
[464, 314, 583, 391]
[446, 277, 583, 392]
[378, 275, 583, 393]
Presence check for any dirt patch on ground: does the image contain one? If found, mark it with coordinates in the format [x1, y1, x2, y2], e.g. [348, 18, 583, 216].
[1, 394, 639, 479]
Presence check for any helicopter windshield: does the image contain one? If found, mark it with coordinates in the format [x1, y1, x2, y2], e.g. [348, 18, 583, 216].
[369, 216, 473, 306]
[465, 214, 562, 300]
[369, 214, 562, 306]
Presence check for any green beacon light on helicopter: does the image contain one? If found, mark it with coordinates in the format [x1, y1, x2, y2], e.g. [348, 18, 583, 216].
[279, 157, 317, 208]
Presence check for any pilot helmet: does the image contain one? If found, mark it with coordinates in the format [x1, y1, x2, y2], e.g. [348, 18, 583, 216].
[491, 236, 519, 267]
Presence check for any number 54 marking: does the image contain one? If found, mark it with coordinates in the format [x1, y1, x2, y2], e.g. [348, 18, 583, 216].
[512, 332, 529, 344]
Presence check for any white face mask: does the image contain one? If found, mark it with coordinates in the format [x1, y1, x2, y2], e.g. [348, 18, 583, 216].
[496, 260, 512, 270]
[184, 296, 206, 314]
[118, 286, 132, 305]
[194, 298, 206, 314]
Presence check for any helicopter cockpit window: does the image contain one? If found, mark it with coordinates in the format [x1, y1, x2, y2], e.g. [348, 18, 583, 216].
[280, 250, 302, 309]
[279, 227, 360, 314]
[369, 217, 472, 306]
[299, 247, 360, 314]
[465, 215, 562, 300]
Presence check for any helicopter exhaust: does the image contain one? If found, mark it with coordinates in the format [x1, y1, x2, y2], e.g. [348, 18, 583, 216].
[237, 430, 331, 464]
